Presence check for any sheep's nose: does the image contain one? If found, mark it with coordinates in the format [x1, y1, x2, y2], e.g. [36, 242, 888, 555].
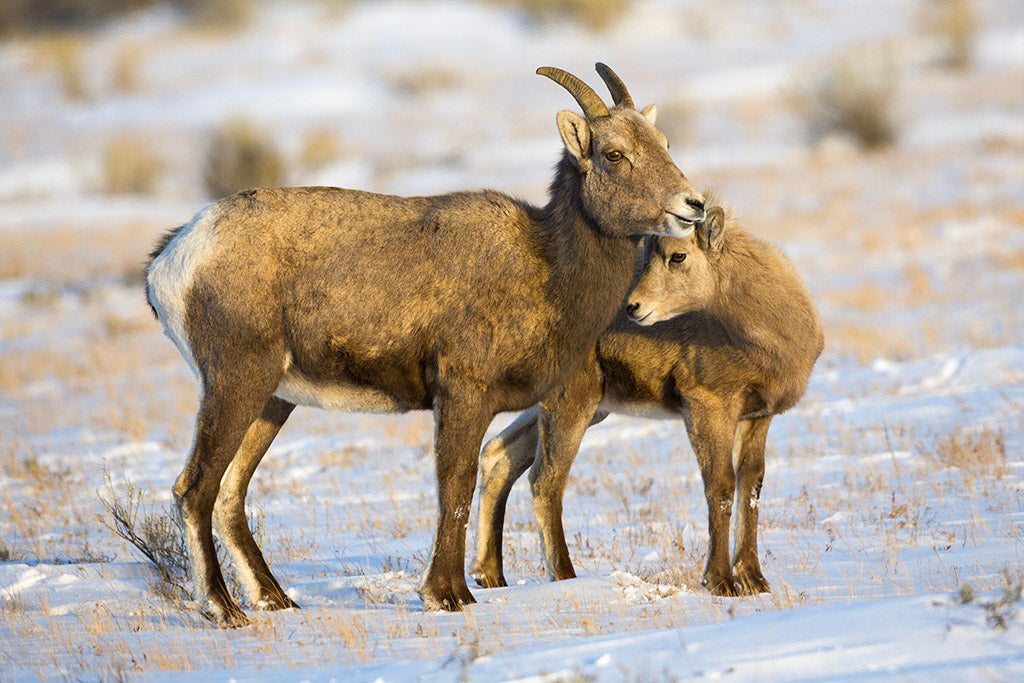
[686, 197, 705, 213]
[625, 301, 641, 319]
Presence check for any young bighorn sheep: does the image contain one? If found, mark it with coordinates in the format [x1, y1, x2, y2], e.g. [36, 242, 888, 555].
[471, 203, 823, 596]
[145, 64, 706, 626]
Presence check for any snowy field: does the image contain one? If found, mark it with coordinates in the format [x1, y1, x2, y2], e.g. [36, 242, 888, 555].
[1, 0, 1023, 679]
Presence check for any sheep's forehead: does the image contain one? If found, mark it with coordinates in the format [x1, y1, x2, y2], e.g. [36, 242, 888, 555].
[591, 109, 665, 149]
[655, 235, 697, 256]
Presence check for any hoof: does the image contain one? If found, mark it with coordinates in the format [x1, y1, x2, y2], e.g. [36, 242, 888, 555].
[732, 559, 771, 595]
[202, 600, 250, 628]
[254, 592, 301, 611]
[420, 583, 477, 612]
[735, 572, 771, 595]
[701, 573, 741, 597]
[470, 570, 507, 589]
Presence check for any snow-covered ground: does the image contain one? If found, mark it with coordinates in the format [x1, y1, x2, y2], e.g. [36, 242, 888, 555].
[1, 0, 1022, 679]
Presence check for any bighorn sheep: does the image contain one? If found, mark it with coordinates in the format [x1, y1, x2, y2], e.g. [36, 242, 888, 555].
[471, 203, 823, 596]
[145, 64, 706, 625]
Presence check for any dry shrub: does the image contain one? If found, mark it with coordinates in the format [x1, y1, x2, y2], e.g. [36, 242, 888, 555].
[489, 0, 631, 31]
[921, 0, 977, 70]
[300, 128, 345, 171]
[101, 480, 191, 602]
[99, 474, 268, 605]
[387, 64, 461, 95]
[0, 0, 255, 37]
[178, 0, 250, 29]
[0, 0, 156, 36]
[113, 42, 143, 93]
[791, 47, 898, 150]
[33, 35, 89, 100]
[203, 118, 284, 199]
[103, 134, 162, 195]
[1, 0, 249, 35]
[922, 425, 1007, 478]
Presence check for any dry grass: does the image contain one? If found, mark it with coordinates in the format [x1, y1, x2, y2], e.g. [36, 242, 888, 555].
[2, 384, 1020, 677]
[791, 46, 898, 150]
[825, 280, 890, 312]
[0, 0, 157, 36]
[299, 128, 345, 172]
[203, 117, 285, 199]
[180, 0, 251, 29]
[921, 0, 978, 70]
[386, 64, 462, 95]
[488, 0, 631, 30]
[103, 134, 162, 195]
[0, 221, 164, 283]
[99, 473, 273, 605]
[919, 425, 1008, 480]
[112, 42, 144, 93]
[99, 475, 193, 602]
[33, 34, 90, 101]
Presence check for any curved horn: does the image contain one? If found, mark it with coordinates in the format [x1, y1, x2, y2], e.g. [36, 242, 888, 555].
[536, 66, 609, 119]
[594, 62, 634, 109]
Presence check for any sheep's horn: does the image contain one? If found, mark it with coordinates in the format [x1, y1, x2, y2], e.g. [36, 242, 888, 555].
[595, 62, 634, 109]
[536, 66, 609, 119]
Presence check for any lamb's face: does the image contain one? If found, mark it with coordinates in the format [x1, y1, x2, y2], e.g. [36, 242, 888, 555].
[624, 207, 725, 325]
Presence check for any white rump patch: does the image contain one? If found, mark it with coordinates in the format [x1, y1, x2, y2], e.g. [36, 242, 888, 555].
[146, 204, 220, 381]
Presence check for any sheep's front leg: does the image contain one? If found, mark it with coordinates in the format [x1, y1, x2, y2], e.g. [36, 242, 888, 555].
[419, 391, 491, 611]
[684, 397, 742, 597]
[529, 353, 603, 581]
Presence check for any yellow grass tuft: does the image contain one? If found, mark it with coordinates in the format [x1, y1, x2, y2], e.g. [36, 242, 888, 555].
[203, 118, 285, 199]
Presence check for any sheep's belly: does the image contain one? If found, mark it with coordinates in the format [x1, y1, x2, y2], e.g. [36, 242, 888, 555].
[598, 397, 683, 421]
[274, 373, 407, 413]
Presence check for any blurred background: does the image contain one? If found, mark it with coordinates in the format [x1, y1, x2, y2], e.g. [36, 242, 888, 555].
[0, 0, 1022, 377]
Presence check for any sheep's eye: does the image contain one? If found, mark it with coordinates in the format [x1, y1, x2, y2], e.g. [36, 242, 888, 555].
[670, 252, 687, 263]
[605, 150, 623, 162]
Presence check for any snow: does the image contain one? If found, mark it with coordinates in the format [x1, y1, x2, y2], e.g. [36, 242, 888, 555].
[1, 0, 1023, 679]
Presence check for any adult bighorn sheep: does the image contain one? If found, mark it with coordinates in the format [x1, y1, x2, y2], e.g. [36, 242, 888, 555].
[145, 64, 706, 625]
[471, 202, 823, 596]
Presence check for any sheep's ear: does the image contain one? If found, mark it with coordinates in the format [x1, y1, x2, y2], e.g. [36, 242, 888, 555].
[556, 110, 592, 168]
[699, 207, 726, 253]
[640, 103, 657, 124]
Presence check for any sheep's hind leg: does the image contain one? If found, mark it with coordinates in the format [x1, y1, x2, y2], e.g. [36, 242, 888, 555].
[471, 406, 542, 588]
[174, 370, 281, 627]
[685, 398, 742, 597]
[213, 396, 298, 611]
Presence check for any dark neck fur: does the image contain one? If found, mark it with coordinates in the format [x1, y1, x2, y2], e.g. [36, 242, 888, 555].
[534, 152, 641, 352]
